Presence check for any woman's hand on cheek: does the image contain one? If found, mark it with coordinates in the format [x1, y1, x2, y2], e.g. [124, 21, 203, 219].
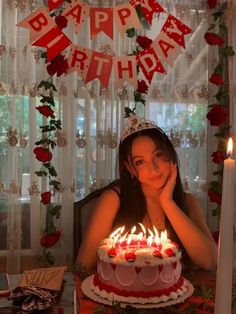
[159, 162, 177, 206]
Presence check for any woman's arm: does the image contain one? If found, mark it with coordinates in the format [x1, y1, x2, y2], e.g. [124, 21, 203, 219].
[76, 189, 120, 271]
[160, 163, 218, 270]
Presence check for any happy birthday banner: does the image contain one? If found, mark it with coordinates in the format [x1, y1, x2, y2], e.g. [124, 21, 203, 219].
[17, 0, 192, 88]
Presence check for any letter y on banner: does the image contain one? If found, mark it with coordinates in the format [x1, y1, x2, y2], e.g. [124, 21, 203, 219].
[161, 14, 192, 48]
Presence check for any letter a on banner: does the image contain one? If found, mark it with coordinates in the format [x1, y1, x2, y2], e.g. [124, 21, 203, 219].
[136, 46, 166, 84]
[90, 7, 113, 39]
[161, 14, 192, 48]
[85, 51, 113, 88]
[17, 8, 55, 43]
[113, 56, 137, 88]
[152, 32, 182, 67]
[114, 3, 141, 37]
[63, 0, 89, 34]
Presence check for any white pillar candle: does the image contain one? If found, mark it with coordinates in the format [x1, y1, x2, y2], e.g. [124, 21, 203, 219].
[215, 138, 235, 314]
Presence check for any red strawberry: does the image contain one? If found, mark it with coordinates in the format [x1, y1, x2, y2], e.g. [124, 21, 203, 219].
[165, 248, 174, 257]
[108, 248, 117, 257]
[125, 251, 136, 262]
[153, 250, 162, 258]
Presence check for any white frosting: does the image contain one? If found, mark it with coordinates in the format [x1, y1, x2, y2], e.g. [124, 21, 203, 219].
[97, 237, 181, 267]
[91, 278, 189, 305]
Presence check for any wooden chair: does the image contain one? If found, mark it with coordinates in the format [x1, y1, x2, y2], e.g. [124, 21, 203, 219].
[73, 180, 119, 262]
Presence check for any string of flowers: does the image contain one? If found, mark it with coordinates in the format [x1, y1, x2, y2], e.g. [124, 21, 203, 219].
[204, 0, 235, 220]
[33, 4, 69, 265]
[125, 5, 151, 118]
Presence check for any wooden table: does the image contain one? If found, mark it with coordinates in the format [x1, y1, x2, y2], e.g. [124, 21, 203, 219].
[77, 268, 236, 314]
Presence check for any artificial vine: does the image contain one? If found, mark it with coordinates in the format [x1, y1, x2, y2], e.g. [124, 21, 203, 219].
[34, 78, 63, 265]
[204, 0, 235, 218]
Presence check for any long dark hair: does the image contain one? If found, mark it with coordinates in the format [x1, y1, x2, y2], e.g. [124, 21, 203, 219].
[112, 128, 188, 247]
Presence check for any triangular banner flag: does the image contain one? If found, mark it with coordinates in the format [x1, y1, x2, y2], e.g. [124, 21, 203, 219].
[161, 14, 192, 48]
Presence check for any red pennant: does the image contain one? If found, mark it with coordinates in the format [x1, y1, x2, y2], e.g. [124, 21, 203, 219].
[161, 14, 192, 48]
[32, 26, 72, 61]
[90, 7, 113, 40]
[137, 46, 166, 84]
[129, 0, 165, 24]
[48, 0, 64, 12]
[85, 51, 113, 88]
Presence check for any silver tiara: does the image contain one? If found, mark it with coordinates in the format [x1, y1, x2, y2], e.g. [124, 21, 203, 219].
[120, 115, 162, 143]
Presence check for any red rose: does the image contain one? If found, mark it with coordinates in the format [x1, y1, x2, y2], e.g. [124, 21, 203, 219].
[33, 147, 52, 163]
[46, 55, 68, 77]
[40, 230, 61, 248]
[55, 15, 68, 29]
[40, 191, 52, 205]
[208, 189, 221, 205]
[207, 0, 217, 9]
[206, 105, 228, 126]
[209, 73, 224, 85]
[36, 105, 55, 118]
[212, 230, 219, 244]
[138, 80, 149, 94]
[211, 151, 226, 164]
[204, 32, 225, 46]
[136, 35, 153, 49]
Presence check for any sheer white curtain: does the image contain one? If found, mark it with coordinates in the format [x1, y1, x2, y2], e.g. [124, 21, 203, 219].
[0, 0, 213, 273]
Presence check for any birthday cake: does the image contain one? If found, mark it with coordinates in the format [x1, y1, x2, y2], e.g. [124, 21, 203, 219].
[90, 225, 192, 305]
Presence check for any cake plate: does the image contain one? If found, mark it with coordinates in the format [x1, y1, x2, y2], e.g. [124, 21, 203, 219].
[81, 275, 194, 309]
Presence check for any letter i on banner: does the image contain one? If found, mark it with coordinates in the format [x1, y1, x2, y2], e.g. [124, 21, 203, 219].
[161, 14, 192, 48]
[63, 0, 89, 34]
[113, 56, 137, 89]
[17, 8, 55, 43]
[90, 7, 113, 39]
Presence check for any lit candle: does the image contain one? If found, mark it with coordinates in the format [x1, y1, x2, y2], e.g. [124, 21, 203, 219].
[215, 138, 235, 314]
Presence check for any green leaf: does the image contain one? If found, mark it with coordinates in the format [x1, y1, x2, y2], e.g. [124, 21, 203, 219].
[40, 125, 56, 133]
[222, 45, 235, 56]
[49, 205, 62, 218]
[214, 63, 223, 74]
[126, 28, 136, 38]
[212, 208, 219, 216]
[43, 163, 57, 177]
[46, 250, 55, 265]
[49, 180, 61, 190]
[35, 170, 48, 177]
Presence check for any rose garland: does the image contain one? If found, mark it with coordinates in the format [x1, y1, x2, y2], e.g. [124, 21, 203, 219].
[204, 0, 235, 219]
[33, 79, 63, 265]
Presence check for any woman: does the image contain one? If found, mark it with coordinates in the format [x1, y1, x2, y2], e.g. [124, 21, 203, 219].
[76, 116, 217, 272]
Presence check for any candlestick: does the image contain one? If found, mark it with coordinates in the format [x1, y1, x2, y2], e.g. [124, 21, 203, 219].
[215, 138, 235, 314]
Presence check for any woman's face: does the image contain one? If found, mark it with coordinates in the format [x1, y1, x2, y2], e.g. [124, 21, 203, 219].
[128, 135, 171, 190]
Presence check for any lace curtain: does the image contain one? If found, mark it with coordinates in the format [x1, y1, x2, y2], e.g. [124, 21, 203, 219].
[0, 0, 221, 273]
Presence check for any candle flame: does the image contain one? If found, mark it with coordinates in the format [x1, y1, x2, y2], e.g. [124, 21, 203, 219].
[138, 223, 146, 235]
[147, 235, 153, 246]
[109, 224, 168, 247]
[227, 137, 233, 157]
[137, 232, 143, 240]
